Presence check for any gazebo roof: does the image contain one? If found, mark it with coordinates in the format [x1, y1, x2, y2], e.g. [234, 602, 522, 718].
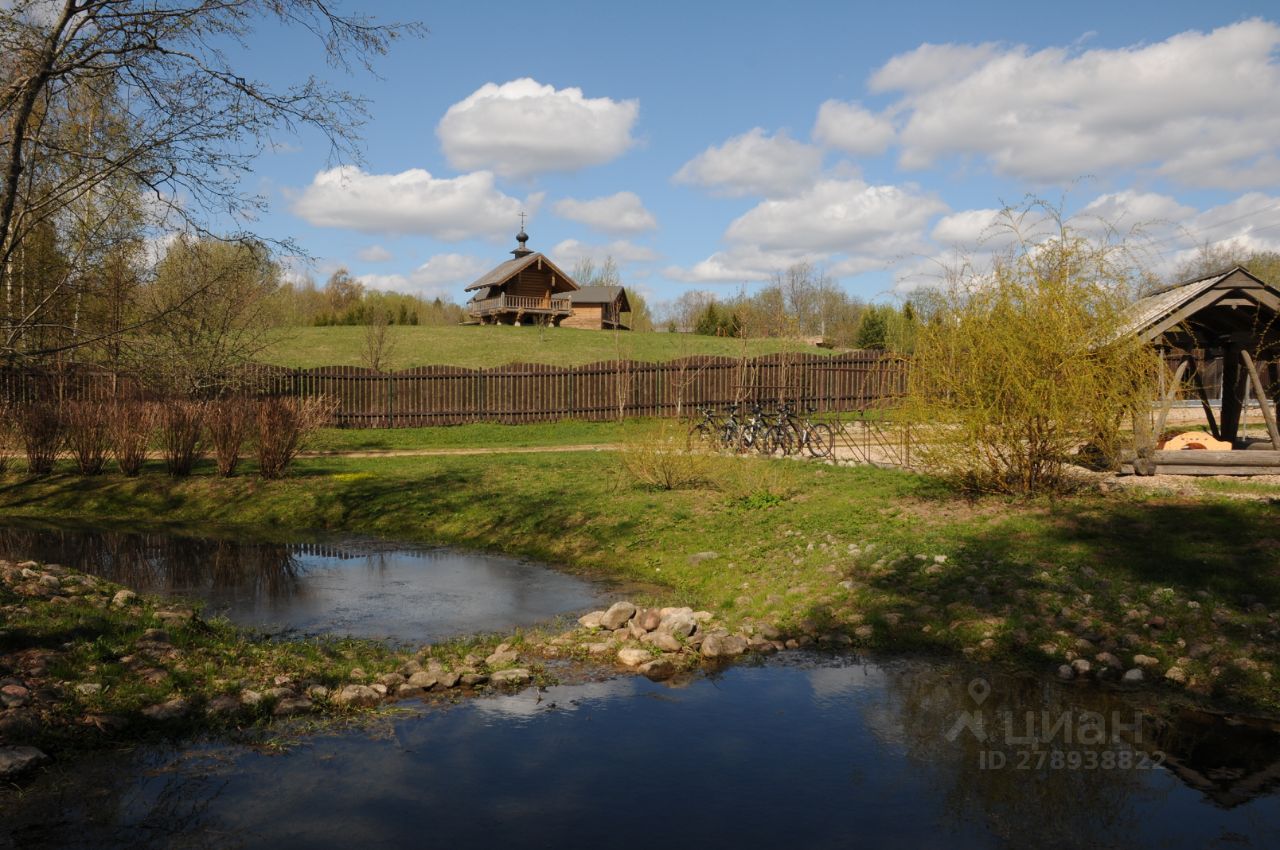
[1122, 266, 1280, 349]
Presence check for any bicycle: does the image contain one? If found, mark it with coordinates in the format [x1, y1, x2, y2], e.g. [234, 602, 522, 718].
[781, 400, 834, 458]
[685, 405, 722, 452]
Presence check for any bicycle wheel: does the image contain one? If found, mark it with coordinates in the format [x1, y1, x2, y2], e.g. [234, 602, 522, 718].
[806, 423, 834, 458]
[772, 426, 795, 457]
[686, 423, 714, 452]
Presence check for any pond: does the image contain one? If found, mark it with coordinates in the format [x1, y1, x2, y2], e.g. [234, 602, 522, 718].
[0, 523, 611, 643]
[3, 655, 1280, 849]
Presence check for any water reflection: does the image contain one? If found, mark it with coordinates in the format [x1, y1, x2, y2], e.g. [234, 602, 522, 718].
[4, 656, 1278, 849]
[0, 524, 608, 643]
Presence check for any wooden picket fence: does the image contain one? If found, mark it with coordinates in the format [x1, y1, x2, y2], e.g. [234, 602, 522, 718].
[0, 351, 907, 428]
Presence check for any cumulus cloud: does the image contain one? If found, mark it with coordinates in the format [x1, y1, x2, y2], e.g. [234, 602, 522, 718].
[357, 253, 490, 300]
[870, 20, 1280, 189]
[290, 166, 538, 241]
[673, 128, 823, 197]
[552, 191, 657, 235]
[436, 78, 639, 177]
[551, 238, 659, 270]
[725, 178, 947, 254]
[663, 245, 822, 283]
[357, 244, 393, 263]
[812, 100, 895, 156]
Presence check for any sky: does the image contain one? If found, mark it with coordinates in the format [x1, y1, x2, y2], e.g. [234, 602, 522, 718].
[227, 0, 1280, 310]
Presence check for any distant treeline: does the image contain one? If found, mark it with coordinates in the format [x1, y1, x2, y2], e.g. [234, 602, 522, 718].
[277, 269, 466, 327]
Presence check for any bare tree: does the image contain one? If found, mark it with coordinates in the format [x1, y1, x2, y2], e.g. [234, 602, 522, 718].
[361, 306, 395, 371]
[0, 1, 421, 362]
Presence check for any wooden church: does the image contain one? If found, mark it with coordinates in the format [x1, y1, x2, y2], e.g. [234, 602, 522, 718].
[464, 227, 630, 330]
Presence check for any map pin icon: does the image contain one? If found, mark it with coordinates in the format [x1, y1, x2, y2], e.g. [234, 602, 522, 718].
[968, 678, 991, 705]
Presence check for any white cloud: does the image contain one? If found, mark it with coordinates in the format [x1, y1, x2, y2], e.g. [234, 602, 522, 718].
[725, 178, 947, 255]
[290, 166, 539, 241]
[663, 245, 817, 283]
[930, 208, 1003, 245]
[357, 253, 490, 300]
[673, 128, 823, 197]
[437, 78, 639, 177]
[871, 20, 1280, 189]
[812, 100, 895, 156]
[552, 191, 657, 235]
[551, 238, 659, 270]
[358, 244, 393, 263]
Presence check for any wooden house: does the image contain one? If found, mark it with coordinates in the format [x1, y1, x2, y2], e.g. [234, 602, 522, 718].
[464, 228, 630, 330]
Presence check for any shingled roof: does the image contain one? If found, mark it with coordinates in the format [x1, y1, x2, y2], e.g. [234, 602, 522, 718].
[1121, 266, 1280, 345]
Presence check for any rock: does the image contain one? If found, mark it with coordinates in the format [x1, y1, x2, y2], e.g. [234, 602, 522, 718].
[700, 634, 748, 659]
[626, 619, 649, 640]
[332, 684, 381, 707]
[747, 636, 776, 653]
[1, 684, 30, 708]
[141, 698, 189, 721]
[617, 648, 651, 667]
[262, 687, 293, 701]
[141, 628, 170, 644]
[38, 574, 60, 588]
[370, 684, 388, 696]
[306, 685, 329, 700]
[1095, 652, 1122, 669]
[692, 611, 713, 623]
[206, 695, 241, 716]
[154, 609, 193, 625]
[438, 672, 461, 689]
[1164, 667, 1188, 685]
[1057, 664, 1075, 681]
[578, 611, 605, 629]
[657, 609, 697, 639]
[489, 668, 532, 686]
[854, 625, 874, 640]
[111, 589, 137, 607]
[459, 673, 489, 687]
[585, 641, 614, 655]
[75, 683, 102, 696]
[1146, 616, 1167, 629]
[486, 644, 519, 667]
[638, 659, 676, 680]
[641, 631, 682, 652]
[1122, 668, 1145, 683]
[1071, 659, 1092, 676]
[600, 602, 638, 630]
[687, 551, 719, 564]
[406, 671, 438, 690]
[637, 609, 662, 631]
[239, 689, 263, 707]
[0, 746, 48, 778]
[272, 697, 314, 716]
[1133, 654, 1160, 669]
[378, 673, 406, 688]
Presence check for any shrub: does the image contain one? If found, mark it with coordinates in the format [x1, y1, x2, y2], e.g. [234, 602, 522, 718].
[207, 396, 253, 477]
[65, 400, 112, 475]
[618, 421, 714, 490]
[17, 401, 65, 475]
[903, 205, 1157, 495]
[109, 400, 157, 477]
[255, 397, 331, 479]
[159, 399, 207, 477]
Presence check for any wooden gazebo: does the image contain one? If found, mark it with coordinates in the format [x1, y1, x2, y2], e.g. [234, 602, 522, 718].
[1124, 266, 1279, 475]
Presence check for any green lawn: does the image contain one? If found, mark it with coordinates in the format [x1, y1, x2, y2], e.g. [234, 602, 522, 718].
[2, 450, 1278, 711]
[306, 419, 662, 453]
[261, 325, 832, 370]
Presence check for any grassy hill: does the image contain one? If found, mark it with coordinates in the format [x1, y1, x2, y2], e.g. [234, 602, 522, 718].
[260, 325, 832, 370]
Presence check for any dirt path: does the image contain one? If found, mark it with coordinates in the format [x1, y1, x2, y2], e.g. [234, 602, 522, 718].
[301, 443, 623, 458]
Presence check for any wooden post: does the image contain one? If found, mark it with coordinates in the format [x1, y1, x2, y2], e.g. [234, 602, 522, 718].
[1189, 359, 1221, 441]
[1152, 357, 1191, 444]
[1219, 341, 1249, 445]
[1241, 349, 1280, 449]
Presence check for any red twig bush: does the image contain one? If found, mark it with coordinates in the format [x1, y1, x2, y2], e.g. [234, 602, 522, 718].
[255, 397, 332, 479]
[109, 400, 157, 477]
[65, 400, 111, 475]
[207, 396, 253, 477]
[159, 399, 207, 477]
[17, 401, 65, 476]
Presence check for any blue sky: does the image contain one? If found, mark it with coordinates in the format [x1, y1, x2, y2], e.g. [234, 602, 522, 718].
[230, 1, 1280, 308]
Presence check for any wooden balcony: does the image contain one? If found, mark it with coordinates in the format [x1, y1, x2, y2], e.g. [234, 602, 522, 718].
[468, 294, 574, 318]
